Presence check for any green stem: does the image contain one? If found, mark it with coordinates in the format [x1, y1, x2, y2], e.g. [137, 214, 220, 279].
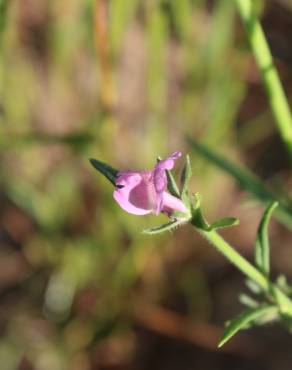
[235, 0, 292, 158]
[199, 229, 267, 288]
[193, 225, 292, 315]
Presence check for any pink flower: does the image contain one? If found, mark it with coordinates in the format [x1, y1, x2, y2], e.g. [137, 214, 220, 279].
[113, 152, 188, 216]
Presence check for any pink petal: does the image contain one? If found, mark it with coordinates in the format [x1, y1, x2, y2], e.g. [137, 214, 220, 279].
[154, 152, 182, 189]
[153, 152, 182, 212]
[155, 151, 182, 172]
[113, 171, 153, 215]
[153, 192, 164, 215]
[113, 152, 184, 216]
[162, 192, 188, 214]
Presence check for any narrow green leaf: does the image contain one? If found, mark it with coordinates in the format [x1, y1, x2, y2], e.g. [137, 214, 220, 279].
[143, 220, 184, 235]
[166, 170, 180, 198]
[219, 305, 278, 347]
[188, 138, 292, 229]
[191, 194, 238, 231]
[143, 219, 182, 235]
[253, 308, 279, 326]
[239, 293, 259, 308]
[188, 138, 274, 201]
[254, 201, 278, 276]
[245, 279, 262, 294]
[89, 158, 119, 186]
[209, 217, 239, 231]
[276, 275, 292, 295]
[180, 154, 192, 199]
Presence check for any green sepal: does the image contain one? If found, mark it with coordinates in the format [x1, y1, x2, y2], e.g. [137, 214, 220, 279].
[180, 154, 192, 201]
[89, 158, 119, 186]
[245, 279, 262, 294]
[254, 201, 278, 277]
[218, 305, 278, 347]
[166, 170, 181, 198]
[143, 219, 183, 235]
[190, 193, 210, 230]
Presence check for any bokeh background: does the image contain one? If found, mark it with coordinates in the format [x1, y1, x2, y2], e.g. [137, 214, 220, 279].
[1, 0, 292, 369]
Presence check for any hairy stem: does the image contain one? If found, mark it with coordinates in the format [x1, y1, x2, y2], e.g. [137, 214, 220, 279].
[192, 223, 292, 315]
[235, 0, 292, 158]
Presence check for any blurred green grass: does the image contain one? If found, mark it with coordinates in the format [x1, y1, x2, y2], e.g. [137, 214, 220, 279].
[0, 1, 291, 369]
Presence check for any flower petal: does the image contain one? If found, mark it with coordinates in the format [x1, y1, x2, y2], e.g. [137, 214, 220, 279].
[156, 151, 182, 172]
[162, 192, 188, 214]
[113, 152, 184, 217]
[153, 152, 182, 213]
[113, 172, 153, 215]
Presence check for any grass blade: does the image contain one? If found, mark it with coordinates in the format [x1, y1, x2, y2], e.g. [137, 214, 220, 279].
[188, 138, 292, 228]
[254, 201, 278, 276]
[219, 305, 278, 347]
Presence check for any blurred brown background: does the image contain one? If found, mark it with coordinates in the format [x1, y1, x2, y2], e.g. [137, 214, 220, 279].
[0, 0, 292, 369]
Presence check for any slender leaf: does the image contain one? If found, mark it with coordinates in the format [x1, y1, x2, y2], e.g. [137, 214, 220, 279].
[245, 279, 262, 294]
[166, 170, 180, 198]
[143, 219, 183, 235]
[219, 305, 278, 347]
[89, 158, 119, 186]
[209, 217, 239, 231]
[188, 138, 274, 201]
[276, 275, 292, 295]
[188, 138, 292, 228]
[239, 293, 259, 308]
[191, 194, 238, 231]
[254, 201, 278, 276]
